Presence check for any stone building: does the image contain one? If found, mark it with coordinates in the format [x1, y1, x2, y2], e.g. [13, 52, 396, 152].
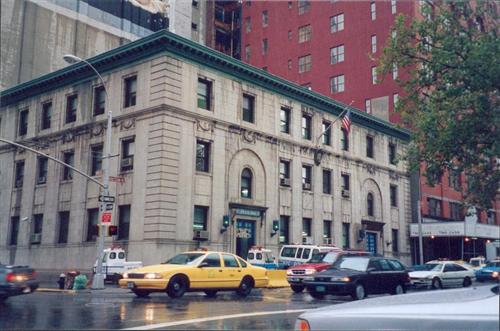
[0, 30, 411, 270]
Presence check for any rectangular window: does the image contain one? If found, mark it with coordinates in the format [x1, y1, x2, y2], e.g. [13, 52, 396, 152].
[370, 1, 376, 20]
[391, 0, 397, 14]
[262, 10, 268, 26]
[245, 45, 251, 62]
[372, 67, 378, 84]
[322, 121, 331, 145]
[196, 140, 210, 172]
[449, 202, 463, 221]
[197, 78, 212, 110]
[448, 170, 461, 191]
[242, 94, 255, 123]
[302, 218, 312, 242]
[298, 25, 312, 43]
[121, 138, 135, 172]
[37, 157, 48, 184]
[393, 93, 399, 108]
[389, 143, 397, 165]
[58, 211, 70, 244]
[341, 128, 349, 151]
[194, 205, 208, 231]
[330, 45, 344, 64]
[302, 113, 312, 140]
[323, 220, 332, 244]
[124, 76, 137, 108]
[487, 211, 496, 225]
[365, 99, 371, 114]
[392, 64, 398, 80]
[427, 198, 442, 217]
[62, 151, 74, 181]
[33, 214, 43, 235]
[342, 223, 350, 248]
[366, 135, 374, 158]
[90, 145, 103, 176]
[262, 39, 268, 55]
[41, 102, 52, 130]
[302, 165, 312, 190]
[280, 107, 291, 133]
[118, 205, 131, 240]
[392, 229, 399, 252]
[323, 169, 332, 194]
[280, 215, 290, 244]
[280, 159, 291, 186]
[14, 160, 25, 188]
[298, 0, 310, 15]
[86, 208, 99, 242]
[371, 35, 377, 53]
[298, 55, 312, 73]
[93, 86, 106, 116]
[341, 173, 350, 191]
[10, 217, 20, 246]
[390, 185, 398, 207]
[330, 13, 344, 33]
[18, 109, 29, 136]
[65, 94, 77, 123]
[245, 17, 251, 33]
[330, 75, 345, 93]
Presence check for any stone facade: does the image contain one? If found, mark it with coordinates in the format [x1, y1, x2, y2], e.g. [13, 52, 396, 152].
[0, 30, 412, 271]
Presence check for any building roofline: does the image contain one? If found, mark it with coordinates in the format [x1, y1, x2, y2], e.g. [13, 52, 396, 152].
[0, 29, 411, 141]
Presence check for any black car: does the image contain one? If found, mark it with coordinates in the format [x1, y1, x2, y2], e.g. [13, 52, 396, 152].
[304, 256, 410, 300]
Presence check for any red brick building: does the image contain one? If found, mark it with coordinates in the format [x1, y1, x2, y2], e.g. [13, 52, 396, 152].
[241, 0, 499, 262]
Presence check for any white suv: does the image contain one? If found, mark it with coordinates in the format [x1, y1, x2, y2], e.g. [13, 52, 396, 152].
[409, 261, 475, 289]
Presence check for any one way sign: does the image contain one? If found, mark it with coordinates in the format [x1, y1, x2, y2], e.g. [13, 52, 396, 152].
[98, 195, 115, 203]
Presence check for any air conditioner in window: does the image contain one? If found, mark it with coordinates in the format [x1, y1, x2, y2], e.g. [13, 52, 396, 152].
[280, 178, 290, 186]
[120, 157, 134, 169]
[30, 233, 41, 244]
[303, 183, 311, 190]
[303, 236, 313, 245]
[193, 230, 209, 241]
[341, 189, 350, 198]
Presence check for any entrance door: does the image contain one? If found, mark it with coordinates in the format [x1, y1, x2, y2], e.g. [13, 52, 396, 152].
[236, 219, 255, 259]
[367, 232, 378, 255]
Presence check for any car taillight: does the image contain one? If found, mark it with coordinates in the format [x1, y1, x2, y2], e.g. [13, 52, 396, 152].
[6, 272, 15, 282]
[32, 271, 37, 279]
[297, 319, 310, 331]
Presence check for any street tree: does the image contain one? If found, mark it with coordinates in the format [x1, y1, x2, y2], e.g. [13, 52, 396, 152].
[379, 1, 500, 209]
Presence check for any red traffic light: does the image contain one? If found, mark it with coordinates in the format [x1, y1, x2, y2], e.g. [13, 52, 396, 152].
[108, 225, 118, 236]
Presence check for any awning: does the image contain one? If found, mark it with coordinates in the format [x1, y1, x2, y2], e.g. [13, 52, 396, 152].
[362, 219, 386, 231]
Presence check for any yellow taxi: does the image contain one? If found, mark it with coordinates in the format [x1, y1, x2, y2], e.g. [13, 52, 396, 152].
[119, 250, 268, 298]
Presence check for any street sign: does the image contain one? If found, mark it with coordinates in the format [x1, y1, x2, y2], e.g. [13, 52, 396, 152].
[98, 195, 115, 203]
[101, 212, 112, 223]
[109, 176, 125, 183]
[105, 203, 114, 211]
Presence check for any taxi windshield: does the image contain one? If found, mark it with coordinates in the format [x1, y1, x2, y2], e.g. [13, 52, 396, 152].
[164, 253, 205, 265]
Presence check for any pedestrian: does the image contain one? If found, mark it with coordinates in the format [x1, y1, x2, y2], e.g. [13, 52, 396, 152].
[57, 273, 66, 290]
[73, 272, 88, 290]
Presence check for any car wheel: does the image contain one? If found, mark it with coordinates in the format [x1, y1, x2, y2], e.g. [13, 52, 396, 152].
[291, 285, 305, 293]
[236, 276, 254, 297]
[309, 291, 324, 299]
[392, 283, 405, 295]
[351, 283, 366, 300]
[431, 277, 442, 290]
[462, 277, 472, 287]
[204, 290, 217, 297]
[132, 289, 150, 298]
[167, 275, 188, 298]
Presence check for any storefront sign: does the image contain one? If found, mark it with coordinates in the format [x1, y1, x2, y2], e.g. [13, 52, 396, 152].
[234, 208, 261, 217]
[410, 222, 464, 237]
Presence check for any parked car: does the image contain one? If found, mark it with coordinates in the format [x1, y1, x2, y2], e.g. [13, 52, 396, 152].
[93, 247, 142, 283]
[409, 261, 475, 289]
[469, 256, 487, 269]
[475, 260, 500, 282]
[287, 250, 369, 293]
[119, 250, 268, 298]
[0, 263, 39, 301]
[304, 256, 410, 300]
[295, 285, 499, 331]
[279, 245, 338, 268]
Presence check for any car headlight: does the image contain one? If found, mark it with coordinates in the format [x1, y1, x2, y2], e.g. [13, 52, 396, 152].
[122, 273, 129, 279]
[304, 269, 316, 275]
[286, 269, 294, 276]
[145, 273, 162, 279]
[331, 276, 350, 282]
[492, 271, 499, 278]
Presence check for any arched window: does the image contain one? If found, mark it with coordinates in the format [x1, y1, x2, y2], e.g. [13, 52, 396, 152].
[241, 168, 252, 198]
[367, 193, 374, 216]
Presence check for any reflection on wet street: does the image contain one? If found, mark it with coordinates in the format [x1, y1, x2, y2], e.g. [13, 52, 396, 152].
[0, 287, 346, 330]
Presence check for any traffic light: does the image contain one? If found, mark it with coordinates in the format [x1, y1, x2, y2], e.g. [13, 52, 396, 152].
[221, 215, 230, 234]
[272, 220, 280, 232]
[108, 225, 118, 236]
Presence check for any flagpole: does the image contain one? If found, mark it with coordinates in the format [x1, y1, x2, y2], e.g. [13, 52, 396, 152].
[315, 100, 354, 146]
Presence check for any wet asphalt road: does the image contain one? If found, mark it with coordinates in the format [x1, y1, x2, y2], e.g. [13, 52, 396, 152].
[0, 287, 350, 330]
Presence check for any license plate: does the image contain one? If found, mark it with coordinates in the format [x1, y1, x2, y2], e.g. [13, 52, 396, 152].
[288, 278, 300, 282]
[127, 282, 135, 289]
[315, 285, 326, 292]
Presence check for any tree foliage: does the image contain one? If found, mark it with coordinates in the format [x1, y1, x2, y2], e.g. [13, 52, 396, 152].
[380, 1, 500, 209]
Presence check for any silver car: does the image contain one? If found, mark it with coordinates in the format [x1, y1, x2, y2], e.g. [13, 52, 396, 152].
[295, 285, 499, 331]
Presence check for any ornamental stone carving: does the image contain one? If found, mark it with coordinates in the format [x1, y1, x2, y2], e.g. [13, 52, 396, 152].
[91, 123, 105, 137]
[120, 118, 136, 131]
[197, 119, 214, 132]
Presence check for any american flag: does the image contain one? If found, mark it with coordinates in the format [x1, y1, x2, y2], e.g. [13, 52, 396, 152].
[341, 109, 352, 135]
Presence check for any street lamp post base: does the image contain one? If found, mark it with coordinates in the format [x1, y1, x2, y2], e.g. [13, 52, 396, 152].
[91, 274, 105, 290]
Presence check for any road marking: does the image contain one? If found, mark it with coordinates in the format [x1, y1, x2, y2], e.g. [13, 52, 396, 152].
[121, 309, 309, 330]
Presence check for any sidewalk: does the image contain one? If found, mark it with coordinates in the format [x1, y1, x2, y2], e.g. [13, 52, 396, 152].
[35, 269, 126, 294]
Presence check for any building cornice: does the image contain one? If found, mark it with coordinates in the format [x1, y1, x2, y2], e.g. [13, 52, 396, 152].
[0, 29, 411, 141]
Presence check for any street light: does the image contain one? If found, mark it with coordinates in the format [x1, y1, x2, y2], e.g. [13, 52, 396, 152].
[63, 54, 111, 290]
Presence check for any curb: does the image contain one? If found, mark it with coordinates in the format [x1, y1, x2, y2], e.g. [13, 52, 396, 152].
[36, 288, 76, 294]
